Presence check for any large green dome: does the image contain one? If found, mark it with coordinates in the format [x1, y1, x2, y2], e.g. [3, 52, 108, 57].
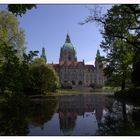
[63, 42, 74, 50]
[63, 34, 74, 50]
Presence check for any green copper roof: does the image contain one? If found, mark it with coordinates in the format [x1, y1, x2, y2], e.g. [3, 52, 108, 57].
[63, 34, 74, 50]
[63, 42, 74, 49]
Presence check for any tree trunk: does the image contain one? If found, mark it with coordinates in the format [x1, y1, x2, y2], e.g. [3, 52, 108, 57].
[121, 72, 126, 91]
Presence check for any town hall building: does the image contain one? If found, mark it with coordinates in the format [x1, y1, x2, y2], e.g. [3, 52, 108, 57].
[50, 34, 106, 87]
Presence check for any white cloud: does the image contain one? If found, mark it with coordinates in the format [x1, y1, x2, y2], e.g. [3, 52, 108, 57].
[85, 61, 94, 65]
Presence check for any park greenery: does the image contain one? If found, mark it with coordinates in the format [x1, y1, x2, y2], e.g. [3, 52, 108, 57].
[1, 4, 140, 100]
[0, 10, 59, 135]
[82, 4, 140, 99]
[0, 10, 60, 102]
[1, 4, 140, 101]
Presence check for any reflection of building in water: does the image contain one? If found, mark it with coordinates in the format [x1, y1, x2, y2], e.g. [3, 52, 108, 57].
[58, 94, 112, 135]
[59, 112, 77, 136]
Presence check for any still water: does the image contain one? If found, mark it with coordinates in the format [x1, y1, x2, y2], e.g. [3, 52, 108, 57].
[0, 93, 140, 136]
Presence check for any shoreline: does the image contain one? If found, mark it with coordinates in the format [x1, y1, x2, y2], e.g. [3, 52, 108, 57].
[29, 89, 114, 99]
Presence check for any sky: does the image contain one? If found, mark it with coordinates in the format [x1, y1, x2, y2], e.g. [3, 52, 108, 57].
[0, 4, 112, 65]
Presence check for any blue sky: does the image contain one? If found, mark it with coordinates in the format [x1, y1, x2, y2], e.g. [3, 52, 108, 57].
[0, 4, 112, 64]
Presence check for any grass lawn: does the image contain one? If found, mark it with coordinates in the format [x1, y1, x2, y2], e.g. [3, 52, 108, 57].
[45, 89, 82, 96]
[43, 88, 114, 97]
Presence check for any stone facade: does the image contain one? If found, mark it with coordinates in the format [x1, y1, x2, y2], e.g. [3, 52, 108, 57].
[52, 34, 105, 87]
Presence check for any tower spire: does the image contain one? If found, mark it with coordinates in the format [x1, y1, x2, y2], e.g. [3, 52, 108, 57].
[96, 49, 101, 61]
[41, 47, 47, 63]
[65, 34, 71, 43]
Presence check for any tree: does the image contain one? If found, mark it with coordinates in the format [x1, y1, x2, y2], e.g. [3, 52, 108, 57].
[81, 5, 139, 90]
[0, 11, 41, 95]
[103, 39, 134, 90]
[28, 58, 59, 94]
[131, 49, 140, 87]
[0, 45, 22, 93]
[8, 4, 36, 16]
[81, 4, 140, 49]
[0, 10, 25, 59]
[0, 11, 28, 94]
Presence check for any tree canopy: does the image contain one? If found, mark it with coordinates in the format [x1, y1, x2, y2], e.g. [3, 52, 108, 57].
[28, 58, 60, 94]
[81, 5, 140, 49]
[8, 4, 36, 16]
[0, 10, 25, 59]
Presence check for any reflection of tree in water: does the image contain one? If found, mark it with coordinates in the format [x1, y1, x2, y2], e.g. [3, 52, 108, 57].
[28, 97, 58, 128]
[96, 101, 136, 135]
[0, 94, 29, 136]
[0, 95, 59, 135]
[132, 108, 140, 130]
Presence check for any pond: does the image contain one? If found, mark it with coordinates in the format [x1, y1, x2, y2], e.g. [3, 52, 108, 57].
[0, 93, 140, 136]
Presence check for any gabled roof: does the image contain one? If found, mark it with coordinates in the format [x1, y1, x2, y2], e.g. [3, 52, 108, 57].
[51, 62, 95, 71]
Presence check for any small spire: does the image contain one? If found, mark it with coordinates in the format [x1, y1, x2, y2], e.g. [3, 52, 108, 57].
[83, 59, 85, 64]
[96, 50, 100, 60]
[65, 34, 71, 43]
[41, 47, 47, 63]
